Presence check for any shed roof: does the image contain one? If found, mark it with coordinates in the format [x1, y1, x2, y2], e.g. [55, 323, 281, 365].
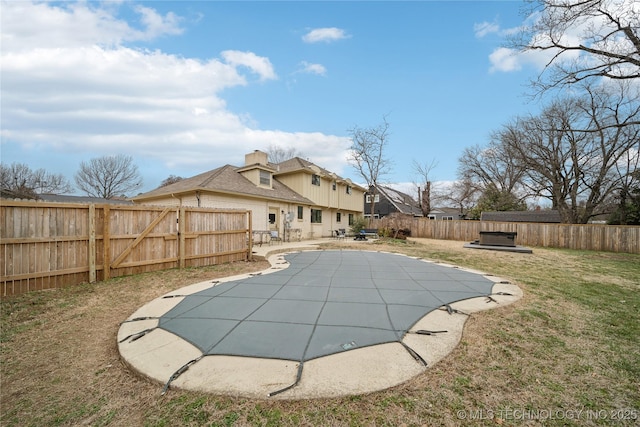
[481, 210, 562, 223]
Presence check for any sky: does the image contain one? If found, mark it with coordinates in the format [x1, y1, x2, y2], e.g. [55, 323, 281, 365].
[1, 0, 552, 196]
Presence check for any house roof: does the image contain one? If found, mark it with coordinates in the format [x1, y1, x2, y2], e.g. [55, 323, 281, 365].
[375, 186, 423, 216]
[132, 164, 314, 205]
[276, 157, 366, 191]
[429, 207, 464, 216]
[1, 189, 133, 205]
[481, 210, 562, 223]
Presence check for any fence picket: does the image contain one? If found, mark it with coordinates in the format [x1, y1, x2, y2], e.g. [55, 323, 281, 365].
[372, 217, 639, 254]
[1, 201, 251, 297]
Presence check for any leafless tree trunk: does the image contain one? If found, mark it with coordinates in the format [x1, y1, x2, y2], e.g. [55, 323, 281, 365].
[74, 154, 142, 199]
[347, 116, 392, 224]
[412, 159, 437, 217]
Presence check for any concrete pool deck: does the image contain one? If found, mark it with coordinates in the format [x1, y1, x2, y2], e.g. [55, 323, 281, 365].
[118, 240, 522, 399]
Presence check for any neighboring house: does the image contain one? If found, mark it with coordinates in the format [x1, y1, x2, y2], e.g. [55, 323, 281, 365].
[481, 210, 562, 223]
[427, 207, 466, 220]
[363, 185, 423, 218]
[132, 150, 366, 239]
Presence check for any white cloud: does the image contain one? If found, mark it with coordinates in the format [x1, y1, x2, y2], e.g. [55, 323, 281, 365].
[298, 61, 327, 76]
[488, 47, 522, 72]
[0, 1, 352, 190]
[474, 21, 500, 38]
[133, 5, 184, 40]
[302, 27, 350, 43]
[221, 50, 277, 81]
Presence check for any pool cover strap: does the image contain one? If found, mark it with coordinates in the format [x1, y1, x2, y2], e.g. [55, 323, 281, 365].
[268, 362, 304, 397]
[161, 356, 203, 395]
[119, 327, 157, 343]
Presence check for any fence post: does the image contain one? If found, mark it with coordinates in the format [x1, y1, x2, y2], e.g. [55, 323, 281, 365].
[247, 210, 253, 261]
[88, 204, 96, 283]
[103, 206, 111, 281]
[179, 207, 186, 269]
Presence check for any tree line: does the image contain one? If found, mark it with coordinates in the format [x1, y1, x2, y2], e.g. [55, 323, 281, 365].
[348, 0, 639, 225]
[4, 1, 638, 225]
[1, 154, 143, 200]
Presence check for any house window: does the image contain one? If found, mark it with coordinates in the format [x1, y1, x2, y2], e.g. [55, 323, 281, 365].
[336, 212, 341, 222]
[428, 215, 436, 220]
[311, 174, 321, 186]
[297, 206, 303, 220]
[268, 213, 276, 224]
[346, 185, 352, 194]
[332, 181, 336, 190]
[259, 170, 271, 186]
[365, 194, 380, 203]
[348, 213, 354, 225]
[443, 216, 454, 221]
[311, 209, 322, 223]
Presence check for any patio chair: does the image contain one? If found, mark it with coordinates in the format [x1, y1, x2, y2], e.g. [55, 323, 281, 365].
[270, 230, 282, 245]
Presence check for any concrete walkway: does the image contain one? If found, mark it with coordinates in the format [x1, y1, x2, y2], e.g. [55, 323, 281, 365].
[250, 238, 330, 258]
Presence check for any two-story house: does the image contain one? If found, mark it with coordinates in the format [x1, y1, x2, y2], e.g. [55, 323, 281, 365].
[363, 185, 423, 219]
[131, 150, 366, 239]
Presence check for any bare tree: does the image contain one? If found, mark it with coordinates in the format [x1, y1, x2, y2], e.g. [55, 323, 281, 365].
[444, 179, 480, 218]
[501, 81, 640, 223]
[610, 143, 640, 223]
[75, 154, 142, 199]
[511, 0, 639, 94]
[457, 138, 527, 196]
[0, 162, 72, 198]
[412, 158, 438, 217]
[158, 175, 184, 188]
[266, 144, 303, 164]
[347, 117, 393, 223]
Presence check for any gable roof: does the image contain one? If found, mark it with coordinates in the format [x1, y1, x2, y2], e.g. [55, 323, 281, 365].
[374, 185, 423, 216]
[481, 210, 562, 223]
[276, 157, 366, 191]
[132, 164, 314, 205]
[429, 207, 464, 216]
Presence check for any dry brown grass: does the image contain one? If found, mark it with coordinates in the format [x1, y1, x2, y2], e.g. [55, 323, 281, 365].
[1, 239, 638, 426]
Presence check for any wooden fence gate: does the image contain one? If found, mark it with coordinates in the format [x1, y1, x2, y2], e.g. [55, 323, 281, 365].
[1, 201, 252, 297]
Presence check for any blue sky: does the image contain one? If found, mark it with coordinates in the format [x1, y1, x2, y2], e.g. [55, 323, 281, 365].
[1, 0, 548, 196]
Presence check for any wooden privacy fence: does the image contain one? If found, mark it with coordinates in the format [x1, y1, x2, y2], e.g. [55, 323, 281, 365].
[372, 217, 640, 254]
[1, 201, 253, 297]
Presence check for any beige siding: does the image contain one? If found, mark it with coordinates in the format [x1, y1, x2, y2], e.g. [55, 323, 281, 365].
[277, 173, 365, 213]
[137, 193, 314, 239]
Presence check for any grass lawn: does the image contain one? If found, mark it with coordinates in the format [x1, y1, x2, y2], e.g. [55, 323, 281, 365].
[1, 238, 638, 426]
